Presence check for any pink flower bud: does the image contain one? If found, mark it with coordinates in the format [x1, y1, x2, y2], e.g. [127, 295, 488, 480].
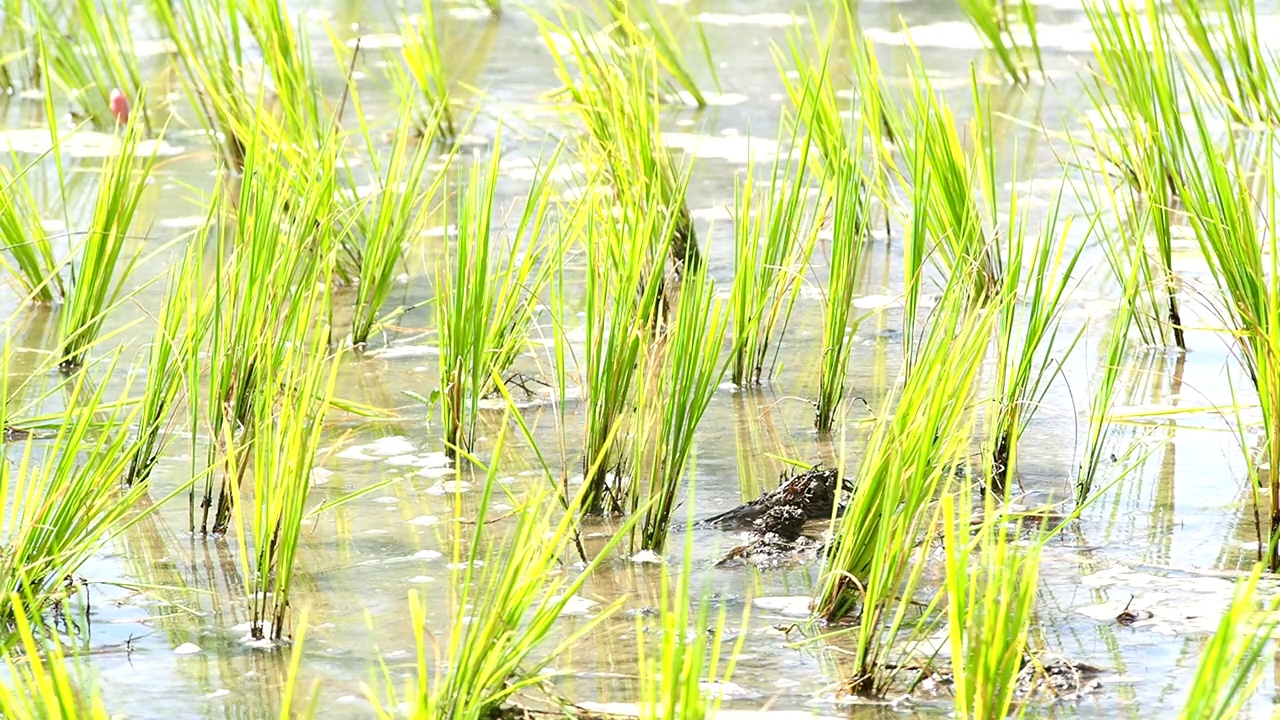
[109, 89, 129, 124]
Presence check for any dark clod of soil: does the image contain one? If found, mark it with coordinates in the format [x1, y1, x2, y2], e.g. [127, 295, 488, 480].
[700, 466, 844, 530]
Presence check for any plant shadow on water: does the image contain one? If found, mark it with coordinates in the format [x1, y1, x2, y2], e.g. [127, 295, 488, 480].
[5, 0, 1280, 717]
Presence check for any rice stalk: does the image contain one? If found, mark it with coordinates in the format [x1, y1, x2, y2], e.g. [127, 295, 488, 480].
[942, 482, 1042, 719]
[815, 276, 995, 694]
[35, 0, 149, 130]
[436, 140, 559, 459]
[363, 420, 641, 718]
[239, 0, 327, 144]
[1077, 281, 1135, 502]
[632, 259, 730, 551]
[729, 131, 819, 387]
[401, 0, 455, 141]
[596, 0, 719, 107]
[1168, 0, 1280, 125]
[226, 281, 341, 642]
[57, 111, 158, 371]
[0, 600, 111, 717]
[956, 0, 1041, 83]
[0, 152, 63, 303]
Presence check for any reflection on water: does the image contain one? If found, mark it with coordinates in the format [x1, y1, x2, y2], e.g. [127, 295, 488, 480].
[1, 0, 1277, 716]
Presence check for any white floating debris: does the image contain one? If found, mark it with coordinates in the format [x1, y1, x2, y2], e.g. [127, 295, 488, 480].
[426, 480, 473, 495]
[365, 345, 440, 359]
[204, 689, 231, 698]
[554, 594, 599, 617]
[407, 575, 435, 584]
[630, 550, 663, 564]
[447, 560, 485, 570]
[311, 467, 335, 485]
[752, 596, 812, 617]
[373, 496, 399, 504]
[408, 515, 440, 527]
[852, 294, 899, 310]
[417, 467, 455, 480]
[173, 642, 203, 655]
[337, 435, 416, 460]
[413, 549, 444, 561]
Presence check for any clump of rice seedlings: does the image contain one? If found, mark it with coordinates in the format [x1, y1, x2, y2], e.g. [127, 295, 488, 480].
[942, 481, 1042, 719]
[436, 140, 559, 459]
[0, 153, 63, 303]
[125, 221, 213, 486]
[816, 156, 872, 434]
[0, 357, 182, 640]
[35, 0, 149, 129]
[596, 0, 720, 107]
[632, 260, 730, 551]
[1077, 284, 1135, 502]
[146, 0, 251, 168]
[0, 1, 39, 91]
[729, 134, 820, 387]
[1168, 0, 1279, 125]
[199, 126, 341, 534]
[1174, 115, 1280, 568]
[540, 11, 701, 273]
[363, 423, 637, 717]
[1176, 565, 1278, 719]
[401, 0, 456, 141]
[815, 277, 995, 694]
[956, 0, 1042, 83]
[0, 601, 111, 717]
[57, 113, 158, 370]
[345, 109, 447, 346]
[239, 0, 328, 144]
[636, 528, 748, 719]
[986, 193, 1086, 491]
[226, 283, 341, 642]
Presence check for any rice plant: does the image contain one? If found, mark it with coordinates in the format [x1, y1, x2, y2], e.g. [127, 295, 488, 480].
[1168, 0, 1280, 125]
[636, 527, 748, 719]
[632, 260, 730, 551]
[729, 125, 820, 388]
[596, 0, 720, 107]
[942, 481, 1042, 719]
[985, 193, 1087, 491]
[124, 220, 213, 486]
[239, 0, 328, 144]
[363, 422, 639, 717]
[401, 0, 456, 141]
[815, 277, 995, 694]
[436, 141, 559, 459]
[0, 152, 63, 303]
[226, 284, 341, 642]
[0, 600, 111, 718]
[1173, 112, 1280, 568]
[816, 156, 872, 433]
[345, 108, 447, 346]
[1176, 564, 1279, 719]
[956, 0, 1042, 84]
[1077, 280, 1135, 502]
[57, 112, 158, 371]
[35, 0, 149, 129]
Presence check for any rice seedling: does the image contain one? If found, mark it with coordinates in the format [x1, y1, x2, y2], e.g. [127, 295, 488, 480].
[596, 0, 720, 107]
[815, 157, 872, 434]
[35, 0, 149, 129]
[815, 276, 995, 694]
[57, 112, 159, 371]
[985, 193, 1087, 491]
[0, 600, 111, 718]
[1077, 280, 1135, 502]
[1168, 0, 1280, 125]
[124, 218, 213, 486]
[956, 0, 1042, 84]
[636, 524, 748, 719]
[0, 151, 63, 304]
[941, 480, 1042, 719]
[401, 0, 456, 141]
[729, 132, 819, 387]
[0, 355, 190, 641]
[631, 259, 730, 551]
[146, 0, 251, 168]
[363, 421, 639, 718]
[0, 0, 39, 91]
[199, 123, 342, 535]
[436, 139, 559, 459]
[1172, 112, 1280, 568]
[239, 0, 328, 144]
[225, 279, 341, 642]
[344, 108, 448, 347]
[1176, 564, 1279, 719]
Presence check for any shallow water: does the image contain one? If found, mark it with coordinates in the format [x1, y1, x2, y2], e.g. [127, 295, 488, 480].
[5, 0, 1280, 717]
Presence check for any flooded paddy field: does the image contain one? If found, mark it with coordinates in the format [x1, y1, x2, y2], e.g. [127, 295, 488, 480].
[2, 0, 1280, 717]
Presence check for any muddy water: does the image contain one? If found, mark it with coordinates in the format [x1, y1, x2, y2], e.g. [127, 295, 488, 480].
[3, 0, 1279, 717]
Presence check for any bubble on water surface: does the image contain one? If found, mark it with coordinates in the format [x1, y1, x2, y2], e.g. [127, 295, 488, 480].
[751, 596, 811, 617]
[173, 642, 202, 655]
